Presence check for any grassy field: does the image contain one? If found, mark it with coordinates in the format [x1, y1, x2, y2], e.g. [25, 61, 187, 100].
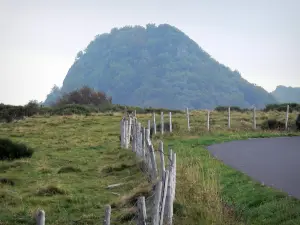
[0, 110, 300, 224]
[0, 114, 149, 224]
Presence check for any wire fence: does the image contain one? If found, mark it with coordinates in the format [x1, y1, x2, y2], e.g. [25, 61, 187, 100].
[137, 105, 294, 133]
[115, 113, 176, 225]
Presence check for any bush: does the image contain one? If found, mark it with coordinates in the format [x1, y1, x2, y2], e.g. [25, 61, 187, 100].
[264, 103, 300, 112]
[296, 114, 300, 130]
[0, 138, 34, 160]
[261, 119, 285, 130]
[50, 104, 92, 116]
[214, 106, 248, 112]
[0, 102, 44, 123]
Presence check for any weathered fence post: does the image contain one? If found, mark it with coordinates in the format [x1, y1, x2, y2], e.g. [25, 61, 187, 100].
[132, 119, 136, 152]
[169, 112, 172, 133]
[137, 197, 147, 225]
[125, 120, 129, 149]
[148, 120, 151, 133]
[166, 165, 173, 225]
[285, 104, 289, 130]
[228, 107, 231, 129]
[152, 181, 163, 225]
[186, 108, 190, 131]
[128, 117, 132, 145]
[149, 144, 158, 182]
[207, 110, 210, 131]
[161, 112, 164, 135]
[253, 107, 256, 130]
[35, 209, 45, 225]
[160, 170, 169, 225]
[103, 205, 111, 225]
[120, 119, 125, 148]
[153, 112, 157, 135]
[145, 129, 152, 171]
[159, 141, 165, 180]
[137, 122, 142, 156]
[171, 152, 176, 200]
[142, 127, 146, 158]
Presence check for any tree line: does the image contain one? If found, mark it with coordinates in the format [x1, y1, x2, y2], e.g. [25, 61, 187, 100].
[1, 86, 299, 123]
[0, 87, 183, 123]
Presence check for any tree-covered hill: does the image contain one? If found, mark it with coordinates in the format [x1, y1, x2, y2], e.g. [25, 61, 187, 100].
[45, 24, 277, 109]
[271, 85, 300, 103]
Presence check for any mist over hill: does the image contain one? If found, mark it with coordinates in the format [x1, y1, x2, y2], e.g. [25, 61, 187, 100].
[45, 24, 277, 109]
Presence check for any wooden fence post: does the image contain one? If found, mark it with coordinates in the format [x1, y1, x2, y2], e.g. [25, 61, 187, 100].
[228, 107, 231, 129]
[285, 104, 289, 130]
[207, 110, 210, 131]
[186, 108, 190, 132]
[148, 120, 151, 133]
[137, 122, 142, 156]
[35, 209, 45, 225]
[169, 112, 172, 132]
[152, 181, 163, 225]
[253, 107, 256, 130]
[132, 119, 137, 152]
[103, 205, 111, 225]
[160, 170, 169, 225]
[159, 141, 165, 180]
[128, 117, 132, 145]
[172, 152, 176, 200]
[125, 120, 129, 149]
[153, 112, 157, 135]
[137, 197, 147, 225]
[120, 119, 125, 148]
[166, 164, 173, 225]
[145, 130, 152, 171]
[142, 127, 146, 158]
[161, 112, 164, 135]
[149, 144, 158, 182]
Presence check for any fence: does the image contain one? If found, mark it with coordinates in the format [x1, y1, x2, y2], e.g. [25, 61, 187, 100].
[117, 113, 176, 224]
[34, 112, 177, 225]
[135, 105, 293, 133]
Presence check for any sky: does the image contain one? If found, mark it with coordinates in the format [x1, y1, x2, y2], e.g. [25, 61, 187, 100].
[0, 0, 299, 105]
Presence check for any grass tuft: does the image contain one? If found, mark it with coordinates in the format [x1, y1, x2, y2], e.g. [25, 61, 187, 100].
[36, 185, 67, 196]
[57, 166, 81, 174]
[0, 178, 15, 186]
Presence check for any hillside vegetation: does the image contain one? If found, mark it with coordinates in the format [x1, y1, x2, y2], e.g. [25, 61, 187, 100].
[271, 85, 300, 103]
[1, 87, 183, 123]
[45, 24, 276, 109]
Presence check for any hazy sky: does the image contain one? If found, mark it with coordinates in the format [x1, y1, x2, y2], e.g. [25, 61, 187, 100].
[1, 0, 299, 105]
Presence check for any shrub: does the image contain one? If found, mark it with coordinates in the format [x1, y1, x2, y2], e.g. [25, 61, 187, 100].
[264, 103, 300, 112]
[0, 138, 34, 160]
[296, 114, 300, 130]
[55, 86, 112, 106]
[215, 106, 247, 112]
[0, 178, 15, 186]
[260, 119, 285, 130]
[50, 104, 92, 116]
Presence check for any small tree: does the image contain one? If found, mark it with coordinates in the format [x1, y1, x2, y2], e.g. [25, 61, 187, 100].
[55, 86, 112, 107]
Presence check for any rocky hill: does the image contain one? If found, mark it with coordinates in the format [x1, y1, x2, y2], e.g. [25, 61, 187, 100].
[45, 24, 277, 109]
[271, 86, 300, 103]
